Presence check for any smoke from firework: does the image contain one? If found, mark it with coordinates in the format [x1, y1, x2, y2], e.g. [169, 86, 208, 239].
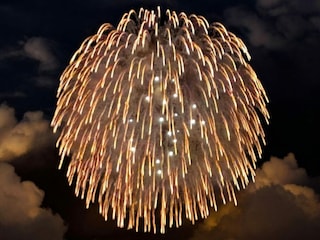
[51, 7, 269, 233]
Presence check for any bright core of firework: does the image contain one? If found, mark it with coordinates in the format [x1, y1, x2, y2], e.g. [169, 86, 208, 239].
[51, 7, 269, 233]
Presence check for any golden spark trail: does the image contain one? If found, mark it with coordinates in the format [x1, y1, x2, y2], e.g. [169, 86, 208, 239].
[52, 7, 269, 233]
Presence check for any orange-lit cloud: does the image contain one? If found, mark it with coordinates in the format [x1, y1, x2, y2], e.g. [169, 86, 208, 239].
[0, 163, 66, 240]
[0, 104, 66, 240]
[0, 104, 54, 162]
[251, 153, 308, 188]
[192, 154, 320, 240]
[1, 103, 319, 239]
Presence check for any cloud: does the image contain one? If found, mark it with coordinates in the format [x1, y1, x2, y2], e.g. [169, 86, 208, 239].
[256, 0, 320, 13]
[0, 104, 54, 162]
[310, 16, 320, 31]
[252, 153, 308, 188]
[224, 0, 320, 49]
[0, 162, 66, 240]
[0, 36, 58, 95]
[191, 153, 320, 240]
[257, 0, 282, 8]
[0, 37, 58, 72]
[0, 91, 26, 99]
[224, 6, 285, 49]
[0, 104, 66, 239]
[0, 104, 17, 132]
[23, 37, 58, 72]
[34, 76, 57, 88]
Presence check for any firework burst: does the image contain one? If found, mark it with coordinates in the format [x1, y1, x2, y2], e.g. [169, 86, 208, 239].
[52, 7, 269, 233]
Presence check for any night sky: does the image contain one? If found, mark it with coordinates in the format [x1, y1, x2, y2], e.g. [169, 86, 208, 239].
[0, 0, 320, 239]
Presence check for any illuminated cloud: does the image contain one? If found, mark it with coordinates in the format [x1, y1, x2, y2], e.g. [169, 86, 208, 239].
[0, 36, 57, 72]
[192, 154, 320, 240]
[0, 104, 65, 239]
[23, 37, 58, 72]
[0, 104, 17, 132]
[0, 104, 54, 162]
[0, 163, 66, 240]
[23, 37, 58, 88]
[0, 36, 58, 93]
[252, 153, 308, 188]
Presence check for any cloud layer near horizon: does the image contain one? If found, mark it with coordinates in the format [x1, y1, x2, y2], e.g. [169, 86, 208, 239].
[0, 163, 66, 240]
[192, 153, 320, 240]
[0, 107, 319, 239]
[0, 104, 66, 240]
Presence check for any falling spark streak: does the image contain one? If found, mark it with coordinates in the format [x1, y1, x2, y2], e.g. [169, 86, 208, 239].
[51, 7, 269, 234]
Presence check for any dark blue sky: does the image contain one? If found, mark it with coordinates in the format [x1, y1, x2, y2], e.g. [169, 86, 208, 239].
[0, 0, 320, 239]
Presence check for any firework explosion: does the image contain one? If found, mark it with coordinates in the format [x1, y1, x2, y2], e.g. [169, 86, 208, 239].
[52, 7, 269, 233]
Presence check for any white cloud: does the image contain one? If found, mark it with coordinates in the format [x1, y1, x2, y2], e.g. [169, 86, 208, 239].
[191, 153, 320, 240]
[0, 163, 66, 240]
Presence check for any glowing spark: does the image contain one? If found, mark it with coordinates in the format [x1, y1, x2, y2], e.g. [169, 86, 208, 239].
[52, 7, 269, 234]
